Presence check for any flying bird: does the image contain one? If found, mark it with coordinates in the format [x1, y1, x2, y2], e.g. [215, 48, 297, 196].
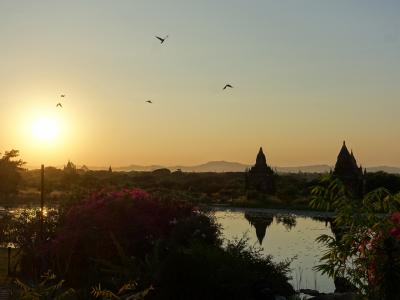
[145, 100, 153, 104]
[56, 103, 63, 108]
[60, 94, 66, 98]
[223, 84, 233, 90]
[155, 35, 169, 44]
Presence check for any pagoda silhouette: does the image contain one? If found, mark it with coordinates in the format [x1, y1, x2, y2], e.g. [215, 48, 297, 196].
[245, 147, 276, 194]
[333, 141, 365, 197]
[244, 212, 274, 245]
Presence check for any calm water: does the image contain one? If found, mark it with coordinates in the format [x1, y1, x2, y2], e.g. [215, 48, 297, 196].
[213, 208, 335, 293]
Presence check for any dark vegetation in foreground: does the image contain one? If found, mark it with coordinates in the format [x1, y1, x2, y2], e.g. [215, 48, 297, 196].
[0, 188, 294, 299]
[311, 176, 400, 300]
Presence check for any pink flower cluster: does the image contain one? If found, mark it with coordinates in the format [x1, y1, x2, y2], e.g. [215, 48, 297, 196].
[356, 212, 400, 287]
[46, 188, 195, 269]
[358, 229, 382, 256]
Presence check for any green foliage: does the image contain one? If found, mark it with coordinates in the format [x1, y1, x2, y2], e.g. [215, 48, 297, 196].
[12, 271, 76, 300]
[310, 175, 400, 299]
[0, 208, 60, 278]
[150, 236, 294, 299]
[365, 172, 400, 194]
[276, 173, 319, 203]
[276, 214, 297, 230]
[91, 282, 153, 300]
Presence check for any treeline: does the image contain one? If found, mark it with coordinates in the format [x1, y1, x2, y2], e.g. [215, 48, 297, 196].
[2, 151, 400, 207]
[21, 166, 400, 197]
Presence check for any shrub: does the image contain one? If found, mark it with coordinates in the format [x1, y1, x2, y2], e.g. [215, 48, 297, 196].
[311, 175, 400, 299]
[0, 208, 60, 279]
[150, 238, 294, 300]
[12, 271, 77, 300]
[44, 188, 195, 288]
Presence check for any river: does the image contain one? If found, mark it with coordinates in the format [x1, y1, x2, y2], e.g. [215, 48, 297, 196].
[213, 207, 335, 293]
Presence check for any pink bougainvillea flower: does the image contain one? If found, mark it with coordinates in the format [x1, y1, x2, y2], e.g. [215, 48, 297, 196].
[47, 187, 194, 261]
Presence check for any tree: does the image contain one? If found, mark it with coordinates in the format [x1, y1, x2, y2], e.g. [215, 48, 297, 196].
[0, 149, 25, 199]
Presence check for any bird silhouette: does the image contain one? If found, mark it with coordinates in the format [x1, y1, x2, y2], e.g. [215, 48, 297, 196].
[60, 94, 66, 98]
[145, 100, 153, 104]
[155, 35, 169, 44]
[56, 103, 63, 108]
[223, 84, 233, 90]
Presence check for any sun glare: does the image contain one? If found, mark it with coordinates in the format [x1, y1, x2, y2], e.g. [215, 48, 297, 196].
[32, 117, 60, 142]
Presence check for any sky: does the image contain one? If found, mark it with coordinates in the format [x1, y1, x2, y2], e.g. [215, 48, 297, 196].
[0, 1, 399, 168]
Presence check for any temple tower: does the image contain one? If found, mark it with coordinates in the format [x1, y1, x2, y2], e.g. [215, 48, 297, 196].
[246, 147, 276, 194]
[333, 141, 364, 197]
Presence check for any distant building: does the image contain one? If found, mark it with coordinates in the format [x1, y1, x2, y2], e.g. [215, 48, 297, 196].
[333, 141, 365, 197]
[245, 147, 276, 194]
[64, 160, 77, 173]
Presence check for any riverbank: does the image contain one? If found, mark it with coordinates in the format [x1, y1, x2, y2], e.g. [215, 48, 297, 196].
[208, 205, 335, 219]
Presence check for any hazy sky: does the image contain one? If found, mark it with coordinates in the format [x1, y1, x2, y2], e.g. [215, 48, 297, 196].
[1, 1, 399, 168]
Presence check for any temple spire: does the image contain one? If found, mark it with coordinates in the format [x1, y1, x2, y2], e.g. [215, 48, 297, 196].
[256, 147, 267, 166]
[333, 141, 364, 198]
[247, 147, 276, 194]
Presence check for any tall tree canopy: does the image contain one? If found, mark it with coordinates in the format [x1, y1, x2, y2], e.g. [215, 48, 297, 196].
[0, 149, 25, 198]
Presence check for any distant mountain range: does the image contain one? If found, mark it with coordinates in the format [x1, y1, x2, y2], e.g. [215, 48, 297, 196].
[110, 162, 400, 174]
[27, 161, 400, 174]
[114, 161, 250, 173]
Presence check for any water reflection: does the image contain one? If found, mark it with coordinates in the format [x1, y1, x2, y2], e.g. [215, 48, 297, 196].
[244, 212, 273, 244]
[276, 214, 297, 231]
[214, 208, 335, 293]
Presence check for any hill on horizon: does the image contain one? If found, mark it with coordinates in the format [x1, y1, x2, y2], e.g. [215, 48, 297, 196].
[26, 161, 400, 174]
[114, 162, 400, 174]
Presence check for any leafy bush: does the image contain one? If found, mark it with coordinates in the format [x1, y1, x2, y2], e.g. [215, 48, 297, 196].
[151, 237, 294, 300]
[12, 271, 76, 300]
[311, 175, 400, 299]
[91, 282, 153, 300]
[0, 209, 60, 278]
[44, 188, 194, 287]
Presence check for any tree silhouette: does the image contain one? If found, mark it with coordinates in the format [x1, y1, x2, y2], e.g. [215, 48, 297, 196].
[0, 149, 25, 199]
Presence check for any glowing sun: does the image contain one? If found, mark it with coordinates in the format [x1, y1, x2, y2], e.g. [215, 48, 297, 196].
[32, 117, 60, 141]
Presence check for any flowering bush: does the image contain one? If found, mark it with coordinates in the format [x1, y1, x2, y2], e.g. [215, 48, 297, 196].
[357, 215, 400, 295]
[44, 188, 196, 287]
[311, 176, 400, 299]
